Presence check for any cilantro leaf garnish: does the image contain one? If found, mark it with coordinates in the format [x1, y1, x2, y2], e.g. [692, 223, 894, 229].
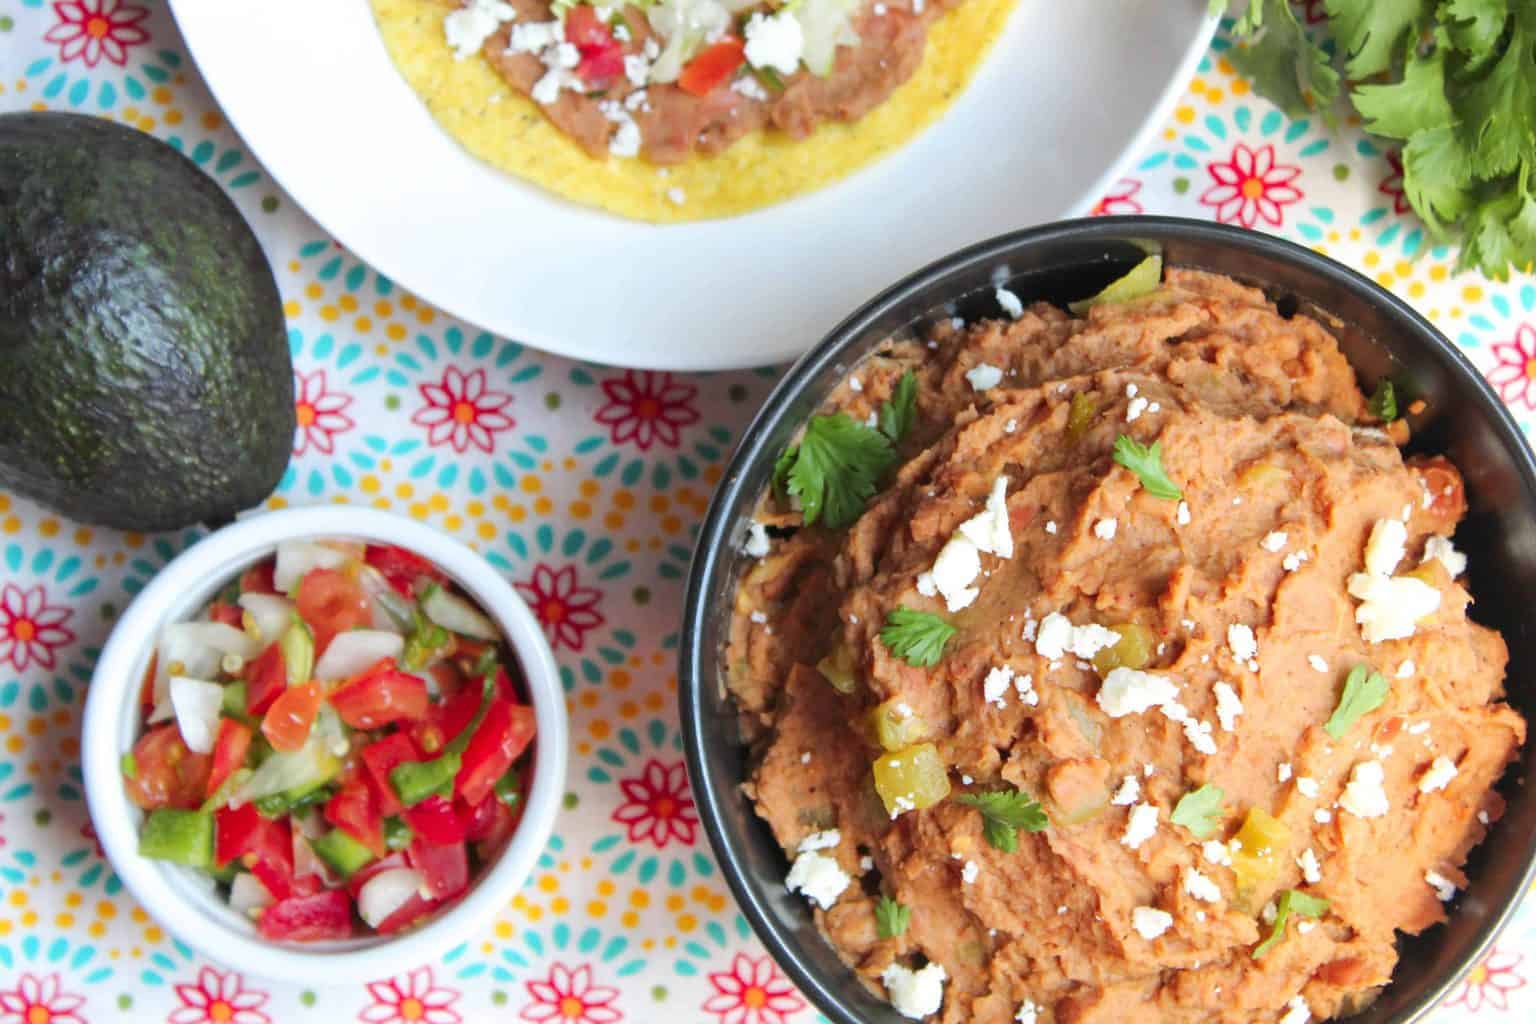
[1170, 784, 1226, 839]
[878, 371, 918, 445]
[875, 895, 910, 938]
[956, 789, 1049, 852]
[1367, 379, 1398, 422]
[879, 608, 956, 668]
[1113, 435, 1183, 500]
[774, 413, 896, 530]
[1324, 664, 1390, 739]
[1252, 888, 1330, 958]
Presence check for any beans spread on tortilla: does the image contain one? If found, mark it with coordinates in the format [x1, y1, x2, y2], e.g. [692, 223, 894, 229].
[727, 266, 1527, 1023]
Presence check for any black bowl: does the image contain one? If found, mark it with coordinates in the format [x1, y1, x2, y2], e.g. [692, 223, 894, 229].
[680, 216, 1536, 1024]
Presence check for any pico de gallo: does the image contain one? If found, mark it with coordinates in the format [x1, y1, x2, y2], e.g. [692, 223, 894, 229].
[122, 539, 536, 941]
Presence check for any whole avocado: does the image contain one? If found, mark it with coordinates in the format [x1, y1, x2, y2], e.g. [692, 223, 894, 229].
[0, 111, 294, 531]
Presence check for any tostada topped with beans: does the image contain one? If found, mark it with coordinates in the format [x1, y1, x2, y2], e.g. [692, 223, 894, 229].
[122, 539, 536, 942]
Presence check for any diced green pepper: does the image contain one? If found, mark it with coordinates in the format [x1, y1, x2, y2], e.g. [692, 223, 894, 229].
[201, 767, 252, 813]
[494, 766, 524, 809]
[865, 699, 927, 752]
[1068, 253, 1163, 314]
[402, 605, 452, 672]
[391, 673, 495, 806]
[279, 616, 314, 687]
[221, 681, 248, 717]
[383, 815, 414, 851]
[138, 809, 214, 868]
[311, 828, 376, 878]
[816, 644, 858, 695]
[255, 780, 335, 819]
[471, 647, 500, 679]
[872, 743, 951, 818]
[1067, 392, 1098, 441]
[120, 752, 138, 780]
[1092, 623, 1156, 676]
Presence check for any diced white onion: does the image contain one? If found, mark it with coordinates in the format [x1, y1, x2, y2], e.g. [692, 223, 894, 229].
[313, 630, 404, 683]
[358, 567, 413, 633]
[273, 540, 353, 595]
[358, 868, 424, 928]
[232, 738, 340, 805]
[423, 587, 499, 641]
[646, 0, 730, 82]
[229, 872, 273, 916]
[796, 0, 859, 76]
[238, 593, 295, 644]
[154, 622, 259, 718]
[169, 676, 225, 753]
[292, 831, 338, 888]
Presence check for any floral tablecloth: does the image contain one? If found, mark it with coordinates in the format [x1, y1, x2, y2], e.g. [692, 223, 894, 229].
[2, 3, 1535, 1022]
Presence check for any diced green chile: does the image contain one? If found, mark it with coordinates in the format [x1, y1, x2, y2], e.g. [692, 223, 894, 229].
[255, 780, 335, 819]
[120, 752, 138, 780]
[138, 809, 214, 868]
[311, 828, 376, 878]
[383, 816, 414, 851]
[494, 765, 524, 809]
[390, 673, 495, 806]
[402, 606, 452, 671]
[280, 616, 315, 687]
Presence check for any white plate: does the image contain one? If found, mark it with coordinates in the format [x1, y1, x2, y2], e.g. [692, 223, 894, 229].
[171, 0, 1215, 370]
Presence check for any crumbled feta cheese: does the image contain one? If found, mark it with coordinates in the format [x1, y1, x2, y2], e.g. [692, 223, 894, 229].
[1003, 418, 1018, 434]
[666, 187, 687, 206]
[1202, 840, 1232, 866]
[531, 67, 574, 104]
[743, 10, 803, 76]
[1407, 720, 1430, 735]
[1093, 518, 1118, 540]
[1397, 659, 1415, 678]
[1425, 870, 1457, 902]
[1121, 802, 1159, 850]
[860, 855, 874, 870]
[786, 850, 849, 908]
[622, 53, 651, 87]
[1226, 623, 1258, 663]
[1295, 777, 1320, 800]
[1314, 808, 1332, 824]
[961, 860, 979, 884]
[874, 1, 888, 13]
[956, 477, 1014, 559]
[444, 0, 516, 60]
[965, 363, 1005, 391]
[731, 74, 768, 100]
[1014, 1000, 1041, 1024]
[924, 535, 981, 611]
[995, 287, 1024, 320]
[1423, 535, 1467, 577]
[1261, 531, 1288, 552]
[1261, 901, 1278, 924]
[1126, 383, 1139, 398]
[1032, 612, 1072, 661]
[749, 611, 767, 624]
[1166, 705, 1217, 755]
[881, 962, 947, 1020]
[1126, 396, 1148, 422]
[1013, 672, 1038, 707]
[624, 88, 650, 112]
[1277, 762, 1293, 783]
[798, 829, 840, 853]
[1144, 762, 1155, 777]
[801, 752, 812, 764]
[1307, 654, 1328, 673]
[1097, 667, 1179, 718]
[1214, 681, 1243, 733]
[1478, 809, 1491, 825]
[1364, 517, 1408, 577]
[1419, 755, 1458, 793]
[1111, 775, 1140, 806]
[1280, 996, 1311, 1024]
[1340, 760, 1390, 818]
[1297, 920, 1316, 935]
[1176, 501, 1191, 526]
[1298, 848, 1321, 885]
[1184, 868, 1221, 903]
[1348, 572, 1441, 643]
[1044, 520, 1058, 535]
[1282, 551, 1307, 572]
[643, 36, 660, 60]
[1131, 906, 1173, 939]
[982, 665, 1015, 708]
[546, 40, 580, 69]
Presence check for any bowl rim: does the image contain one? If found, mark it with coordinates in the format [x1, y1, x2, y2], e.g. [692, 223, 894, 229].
[81, 504, 568, 985]
[679, 215, 1536, 1024]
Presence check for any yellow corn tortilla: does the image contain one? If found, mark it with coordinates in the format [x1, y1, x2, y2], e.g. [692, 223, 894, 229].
[371, 0, 1017, 222]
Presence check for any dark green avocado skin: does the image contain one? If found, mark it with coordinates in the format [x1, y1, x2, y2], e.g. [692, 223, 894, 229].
[0, 111, 294, 531]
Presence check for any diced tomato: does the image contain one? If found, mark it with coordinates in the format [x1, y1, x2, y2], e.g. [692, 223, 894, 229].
[411, 679, 484, 755]
[294, 567, 370, 655]
[565, 5, 624, 83]
[1415, 456, 1466, 522]
[361, 732, 423, 816]
[364, 544, 445, 598]
[407, 837, 470, 901]
[455, 700, 537, 807]
[329, 658, 430, 729]
[261, 682, 325, 752]
[208, 601, 243, 627]
[678, 37, 745, 96]
[325, 776, 386, 858]
[257, 889, 353, 941]
[577, 45, 625, 82]
[205, 718, 253, 800]
[240, 560, 277, 595]
[459, 790, 515, 848]
[427, 660, 465, 699]
[376, 890, 440, 934]
[243, 642, 287, 717]
[215, 803, 295, 897]
[139, 655, 157, 713]
[403, 795, 467, 846]
[124, 724, 211, 811]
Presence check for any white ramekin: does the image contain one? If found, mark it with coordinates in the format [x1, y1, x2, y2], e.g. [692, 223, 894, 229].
[82, 505, 567, 984]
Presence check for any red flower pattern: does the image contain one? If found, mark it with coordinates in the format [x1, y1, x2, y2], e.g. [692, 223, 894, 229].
[0, 973, 85, 1024]
[1090, 178, 1144, 217]
[613, 759, 698, 848]
[293, 368, 356, 456]
[703, 954, 806, 1024]
[1200, 143, 1304, 228]
[412, 367, 515, 454]
[520, 963, 621, 1024]
[170, 967, 270, 1024]
[513, 565, 604, 652]
[1443, 946, 1526, 1012]
[1379, 151, 1410, 216]
[361, 967, 461, 1024]
[594, 371, 700, 451]
[0, 583, 74, 672]
[1487, 324, 1536, 410]
[44, 0, 149, 67]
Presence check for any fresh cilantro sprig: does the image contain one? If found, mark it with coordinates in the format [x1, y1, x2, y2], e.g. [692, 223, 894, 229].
[774, 413, 897, 530]
[1170, 784, 1227, 839]
[875, 895, 911, 938]
[1221, 0, 1536, 279]
[880, 608, 956, 668]
[1324, 664, 1390, 739]
[878, 371, 918, 445]
[1113, 435, 1183, 500]
[1252, 888, 1330, 958]
[1368, 379, 1398, 422]
[956, 789, 1048, 852]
